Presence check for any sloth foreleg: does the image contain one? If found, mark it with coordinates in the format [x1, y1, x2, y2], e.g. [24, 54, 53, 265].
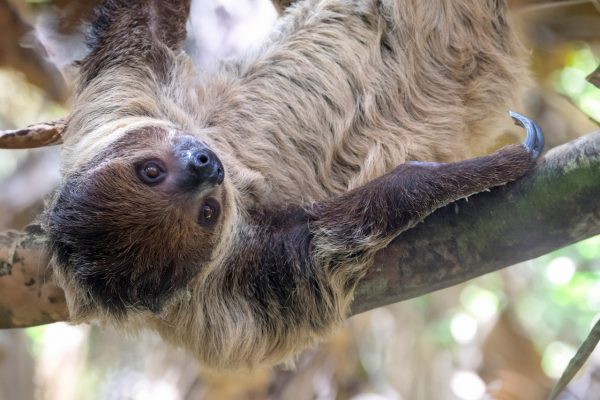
[308, 112, 544, 270]
[244, 112, 543, 297]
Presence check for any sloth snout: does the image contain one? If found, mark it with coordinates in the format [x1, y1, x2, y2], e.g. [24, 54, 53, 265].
[174, 135, 225, 192]
[186, 147, 224, 186]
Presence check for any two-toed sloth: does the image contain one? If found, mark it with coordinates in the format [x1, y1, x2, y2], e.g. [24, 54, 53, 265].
[3, 0, 543, 369]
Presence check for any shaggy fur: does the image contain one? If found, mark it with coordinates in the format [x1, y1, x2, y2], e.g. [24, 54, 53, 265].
[45, 0, 534, 369]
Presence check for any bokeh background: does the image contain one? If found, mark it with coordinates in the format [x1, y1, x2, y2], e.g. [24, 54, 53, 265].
[0, 0, 599, 399]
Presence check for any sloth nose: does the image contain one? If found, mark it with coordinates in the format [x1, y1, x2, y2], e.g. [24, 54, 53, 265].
[187, 148, 225, 186]
[175, 136, 225, 192]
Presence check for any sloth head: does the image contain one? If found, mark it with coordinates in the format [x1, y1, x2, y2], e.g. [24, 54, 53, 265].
[46, 125, 228, 316]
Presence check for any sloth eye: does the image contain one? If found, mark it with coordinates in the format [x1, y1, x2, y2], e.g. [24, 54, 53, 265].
[136, 160, 167, 185]
[145, 164, 161, 178]
[198, 198, 220, 227]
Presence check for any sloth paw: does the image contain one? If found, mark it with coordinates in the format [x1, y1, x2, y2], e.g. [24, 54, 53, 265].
[510, 111, 544, 160]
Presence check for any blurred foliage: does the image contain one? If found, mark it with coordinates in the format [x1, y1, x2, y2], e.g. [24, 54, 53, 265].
[517, 236, 600, 378]
[554, 46, 600, 122]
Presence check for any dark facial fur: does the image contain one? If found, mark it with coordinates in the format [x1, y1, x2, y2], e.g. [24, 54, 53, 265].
[48, 127, 226, 314]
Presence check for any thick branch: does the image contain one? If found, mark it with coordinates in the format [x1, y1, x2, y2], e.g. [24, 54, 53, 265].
[0, 132, 599, 327]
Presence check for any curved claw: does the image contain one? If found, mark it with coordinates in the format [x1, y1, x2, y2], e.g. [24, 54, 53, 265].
[509, 111, 544, 160]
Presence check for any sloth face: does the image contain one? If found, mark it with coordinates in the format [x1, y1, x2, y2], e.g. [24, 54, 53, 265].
[46, 126, 227, 315]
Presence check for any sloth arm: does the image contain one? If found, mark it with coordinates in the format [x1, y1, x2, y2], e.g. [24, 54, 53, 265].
[311, 113, 544, 253]
[242, 114, 543, 295]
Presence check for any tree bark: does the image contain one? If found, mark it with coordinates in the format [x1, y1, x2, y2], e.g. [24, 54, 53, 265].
[0, 131, 599, 327]
[0, 225, 67, 328]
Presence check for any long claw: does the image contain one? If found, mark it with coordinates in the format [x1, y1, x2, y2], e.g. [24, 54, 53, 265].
[510, 111, 544, 160]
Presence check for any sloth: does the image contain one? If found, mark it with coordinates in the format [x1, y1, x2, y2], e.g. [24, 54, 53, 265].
[0, 0, 543, 369]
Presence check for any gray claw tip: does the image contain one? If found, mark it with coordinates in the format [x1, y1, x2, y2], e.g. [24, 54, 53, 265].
[509, 111, 545, 160]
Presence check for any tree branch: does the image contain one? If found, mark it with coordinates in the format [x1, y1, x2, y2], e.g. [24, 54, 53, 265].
[0, 132, 599, 328]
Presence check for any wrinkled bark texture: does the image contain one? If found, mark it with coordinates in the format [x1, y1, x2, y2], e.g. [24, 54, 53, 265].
[0, 131, 599, 327]
[0, 225, 67, 328]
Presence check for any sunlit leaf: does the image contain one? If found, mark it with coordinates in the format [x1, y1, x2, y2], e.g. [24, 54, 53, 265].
[575, 235, 600, 260]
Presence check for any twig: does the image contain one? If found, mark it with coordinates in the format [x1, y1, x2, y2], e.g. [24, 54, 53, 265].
[547, 317, 600, 399]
